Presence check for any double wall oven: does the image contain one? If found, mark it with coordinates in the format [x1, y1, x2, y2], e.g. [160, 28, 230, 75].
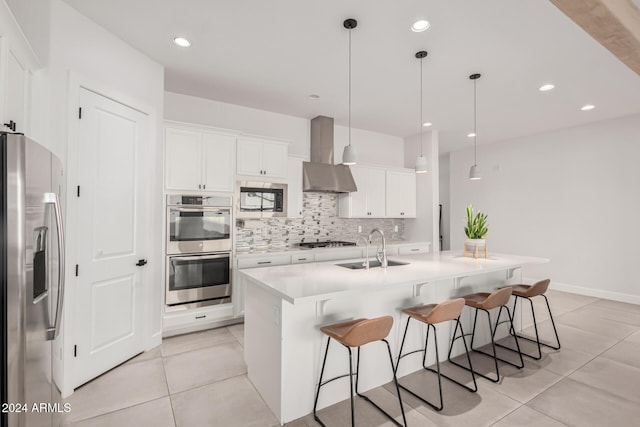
[166, 195, 232, 310]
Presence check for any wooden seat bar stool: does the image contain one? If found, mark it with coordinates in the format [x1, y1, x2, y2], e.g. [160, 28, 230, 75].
[497, 279, 561, 360]
[312, 316, 407, 427]
[450, 287, 524, 383]
[394, 298, 478, 411]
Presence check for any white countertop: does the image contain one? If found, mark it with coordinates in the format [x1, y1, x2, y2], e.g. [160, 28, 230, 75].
[238, 250, 549, 304]
[234, 240, 429, 258]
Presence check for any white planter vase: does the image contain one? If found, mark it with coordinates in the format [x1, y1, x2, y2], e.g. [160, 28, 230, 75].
[464, 238, 487, 258]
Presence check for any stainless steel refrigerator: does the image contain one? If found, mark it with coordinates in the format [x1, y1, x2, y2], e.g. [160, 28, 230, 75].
[1, 132, 65, 427]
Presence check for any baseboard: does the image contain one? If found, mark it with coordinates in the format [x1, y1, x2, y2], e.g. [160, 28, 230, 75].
[523, 276, 640, 305]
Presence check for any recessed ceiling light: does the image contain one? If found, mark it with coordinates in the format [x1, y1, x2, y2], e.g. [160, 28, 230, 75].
[581, 104, 595, 111]
[173, 37, 191, 47]
[411, 20, 430, 32]
[308, 94, 320, 100]
[539, 84, 555, 91]
[423, 122, 432, 127]
[467, 132, 476, 138]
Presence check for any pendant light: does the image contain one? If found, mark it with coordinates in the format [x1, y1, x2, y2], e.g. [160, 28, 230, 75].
[342, 18, 358, 165]
[415, 51, 428, 173]
[469, 73, 481, 180]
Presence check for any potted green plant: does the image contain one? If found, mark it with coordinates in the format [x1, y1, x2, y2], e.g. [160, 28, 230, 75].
[464, 205, 488, 257]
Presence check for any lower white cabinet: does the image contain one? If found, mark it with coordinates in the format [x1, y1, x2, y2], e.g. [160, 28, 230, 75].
[397, 243, 430, 255]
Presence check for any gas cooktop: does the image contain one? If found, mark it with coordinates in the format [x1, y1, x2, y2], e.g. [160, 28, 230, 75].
[298, 241, 357, 249]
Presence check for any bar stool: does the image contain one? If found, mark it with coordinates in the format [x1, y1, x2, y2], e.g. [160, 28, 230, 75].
[450, 287, 524, 382]
[497, 279, 561, 360]
[395, 298, 478, 411]
[312, 316, 407, 427]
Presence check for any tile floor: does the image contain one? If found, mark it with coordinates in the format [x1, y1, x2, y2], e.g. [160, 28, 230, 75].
[62, 290, 640, 426]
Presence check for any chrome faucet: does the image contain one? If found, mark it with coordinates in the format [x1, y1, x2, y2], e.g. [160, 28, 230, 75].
[368, 228, 387, 268]
[354, 235, 370, 270]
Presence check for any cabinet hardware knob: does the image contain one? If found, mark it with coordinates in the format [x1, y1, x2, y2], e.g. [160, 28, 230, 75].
[136, 259, 148, 267]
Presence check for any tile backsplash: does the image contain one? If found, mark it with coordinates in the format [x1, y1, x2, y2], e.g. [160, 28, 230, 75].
[235, 192, 405, 252]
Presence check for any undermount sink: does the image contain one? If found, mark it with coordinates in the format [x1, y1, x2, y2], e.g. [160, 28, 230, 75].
[336, 260, 409, 269]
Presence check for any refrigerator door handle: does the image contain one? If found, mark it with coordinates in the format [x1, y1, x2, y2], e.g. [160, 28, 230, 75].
[44, 192, 65, 341]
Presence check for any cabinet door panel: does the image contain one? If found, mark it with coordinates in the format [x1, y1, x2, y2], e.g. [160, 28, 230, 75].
[203, 133, 235, 192]
[386, 171, 416, 218]
[165, 128, 202, 191]
[349, 166, 369, 217]
[367, 168, 387, 217]
[6, 51, 26, 133]
[236, 139, 263, 176]
[261, 143, 287, 178]
[286, 157, 303, 218]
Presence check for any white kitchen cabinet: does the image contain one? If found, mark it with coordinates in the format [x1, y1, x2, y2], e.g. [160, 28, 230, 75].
[165, 126, 236, 192]
[397, 243, 430, 255]
[0, 32, 36, 136]
[291, 253, 315, 264]
[338, 166, 386, 218]
[386, 170, 417, 218]
[235, 253, 291, 316]
[286, 157, 304, 218]
[237, 137, 288, 178]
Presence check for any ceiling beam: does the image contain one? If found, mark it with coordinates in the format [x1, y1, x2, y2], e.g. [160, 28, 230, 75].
[550, 0, 640, 76]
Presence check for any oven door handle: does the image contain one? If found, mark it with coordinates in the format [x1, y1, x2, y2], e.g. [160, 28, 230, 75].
[170, 254, 230, 262]
[172, 207, 228, 213]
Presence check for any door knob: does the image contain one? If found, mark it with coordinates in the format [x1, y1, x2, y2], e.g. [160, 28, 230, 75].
[136, 259, 148, 267]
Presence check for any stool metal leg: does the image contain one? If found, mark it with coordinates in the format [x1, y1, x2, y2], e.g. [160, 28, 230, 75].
[445, 318, 478, 392]
[355, 341, 407, 426]
[396, 316, 477, 412]
[315, 336, 406, 427]
[467, 305, 524, 382]
[498, 294, 561, 360]
[313, 337, 331, 427]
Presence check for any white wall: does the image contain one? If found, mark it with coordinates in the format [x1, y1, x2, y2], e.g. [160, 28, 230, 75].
[27, 0, 165, 395]
[449, 113, 640, 302]
[6, 0, 50, 64]
[164, 91, 405, 167]
[403, 130, 439, 246]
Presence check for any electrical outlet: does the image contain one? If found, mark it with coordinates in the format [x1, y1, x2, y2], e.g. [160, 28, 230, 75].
[357, 225, 362, 233]
[394, 225, 399, 232]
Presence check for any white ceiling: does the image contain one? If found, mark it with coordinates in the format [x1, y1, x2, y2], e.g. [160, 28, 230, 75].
[61, 0, 640, 152]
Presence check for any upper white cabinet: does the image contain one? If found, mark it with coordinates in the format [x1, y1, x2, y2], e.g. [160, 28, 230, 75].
[286, 157, 304, 218]
[338, 166, 386, 218]
[339, 166, 416, 218]
[165, 126, 236, 192]
[385, 170, 416, 218]
[0, 24, 37, 136]
[237, 137, 288, 178]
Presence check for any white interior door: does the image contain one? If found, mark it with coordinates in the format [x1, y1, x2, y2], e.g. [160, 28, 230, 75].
[74, 88, 150, 387]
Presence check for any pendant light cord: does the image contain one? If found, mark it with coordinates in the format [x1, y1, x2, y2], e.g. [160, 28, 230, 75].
[473, 78, 477, 166]
[420, 57, 424, 157]
[348, 27, 352, 148]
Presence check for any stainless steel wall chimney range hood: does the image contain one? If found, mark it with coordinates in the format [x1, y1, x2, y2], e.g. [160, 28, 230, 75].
[303, 116, 357, 193]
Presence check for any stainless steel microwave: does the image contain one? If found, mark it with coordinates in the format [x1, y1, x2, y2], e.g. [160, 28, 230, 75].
[237, 181, 288, 218]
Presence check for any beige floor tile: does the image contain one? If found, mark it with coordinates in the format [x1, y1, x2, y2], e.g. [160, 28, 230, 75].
[492, 406, 567, 427]
[124, 346, 162, 366]
[522, 347, 595, 377]
[527, 378, 640, 427]
[161, 327, 236, 357]
[624, 329, 640, 343]
[387, 368, 520, 427]
[467, 353, 564, 404]
[68, 397, 175, 427]
[590, 299, 640, 314]
[171, 375, 277, 427]
[543, 290, 598, 314]
[227, 323, 245, 347]
[307, 386, 437, 427]
[561, 304, 640, 328]
[163, 341, 246, 394]
[554, 307, 638, 340]
[600, 340, 640, 369]
[522, 322, 618, 357]
[64, 358, 168, 423]
[569, 357, 640, 403]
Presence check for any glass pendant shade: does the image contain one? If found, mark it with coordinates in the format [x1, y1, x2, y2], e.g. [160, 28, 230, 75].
[469, 164, 481, 180]
[415, 155, 428, 173]
[342, 144, 357, 165]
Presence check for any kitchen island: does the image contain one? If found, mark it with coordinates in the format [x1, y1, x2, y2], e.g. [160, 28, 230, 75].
[239, 251, 548, 424]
